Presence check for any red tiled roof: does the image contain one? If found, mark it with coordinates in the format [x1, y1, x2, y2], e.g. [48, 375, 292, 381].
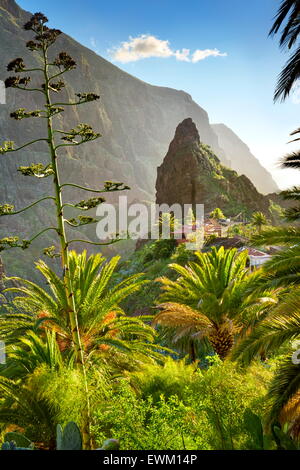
[246, 248, 271, 257]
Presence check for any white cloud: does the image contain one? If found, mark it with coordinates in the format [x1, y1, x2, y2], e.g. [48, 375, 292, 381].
[111, 35, 173, 62]
[110, 34, 227, 64]
[192, 48, 227, 63]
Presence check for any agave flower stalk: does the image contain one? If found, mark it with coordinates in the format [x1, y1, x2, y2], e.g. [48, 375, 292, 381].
[0, 12, 130, 449]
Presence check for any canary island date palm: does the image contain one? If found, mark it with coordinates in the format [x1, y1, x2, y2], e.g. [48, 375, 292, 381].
[0, 12, 130, 448]
[269, 2, 300, 196]
[231, 287, 300, 437]
[2, 251, 161, 369]
[154, 247, 277, 360]
[251, 211, 269, 234]
[0, 332, 71, 448]
[234, 225, 300, 436]
[209, 207, 225, 221]
[250, 226, 300, 288]
[261, 0, 300, 437]
[0, 374, 59, 449]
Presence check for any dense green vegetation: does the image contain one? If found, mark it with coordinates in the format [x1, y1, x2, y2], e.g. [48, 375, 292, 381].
[0, 235, 299, 450]
[0, 1, 299, 451]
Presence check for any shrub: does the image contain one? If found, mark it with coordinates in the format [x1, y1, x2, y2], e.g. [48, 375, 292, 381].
[129, 358, 197, 402]
[142, 239, 177, 263]
[92, 358, 272, 450]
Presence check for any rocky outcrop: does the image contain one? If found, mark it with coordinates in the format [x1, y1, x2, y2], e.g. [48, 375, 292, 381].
[156, 119, 275, 217]
[212, 124, 279, 194]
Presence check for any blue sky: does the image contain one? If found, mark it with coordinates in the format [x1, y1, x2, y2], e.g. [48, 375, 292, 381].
[18, 0, 300, 189]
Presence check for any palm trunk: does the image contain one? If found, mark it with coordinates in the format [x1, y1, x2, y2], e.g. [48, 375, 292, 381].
[189, 340, 197, 362]
[209, 327, 234, 360]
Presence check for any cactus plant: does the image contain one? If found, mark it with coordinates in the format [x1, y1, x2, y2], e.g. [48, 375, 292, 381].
[56, 424, 63, 451]
[98, 439, 120, 450]
[1, 441, 32, 450]
[1, 423, 121, 451]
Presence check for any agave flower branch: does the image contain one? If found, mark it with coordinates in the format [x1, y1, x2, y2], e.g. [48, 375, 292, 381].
[0, 138, 49, 154]
[0, 196, 55, 217]
[0, 227, 58, 252]
[1, 11, 130, 449]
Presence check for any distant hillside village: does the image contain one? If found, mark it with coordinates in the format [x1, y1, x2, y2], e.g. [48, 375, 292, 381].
[171, 216, 279, 270]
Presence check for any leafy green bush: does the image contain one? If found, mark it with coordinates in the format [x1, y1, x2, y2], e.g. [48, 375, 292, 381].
[186, 358, 272, 450]
[171, 244, 197, 266]
[92, 381, 195, 450]
[142, 239, 177, 264]
[92, 358, 272, 450]
[129, 358, 197, 402]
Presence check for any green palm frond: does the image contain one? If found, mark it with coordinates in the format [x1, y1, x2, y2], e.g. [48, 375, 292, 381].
[280, 150, 300, 168]
[281, 185, 300, 200]
[269, 1, 300, 49]
[284, 206, 300, 221]
[3, 251, 160, 370]
[263, 245, 300, 279]
[4, 277, 59, 316]
[154, 247, 274, 359]
[0, 375, 58, 444]
[2, 331, 73, 380]
[251, 226, 300, 247]
[0, 311, 36, 344]
[274, 47, 300, 101]
[232, 288, 300, 365]
[267, 354, 300, 426]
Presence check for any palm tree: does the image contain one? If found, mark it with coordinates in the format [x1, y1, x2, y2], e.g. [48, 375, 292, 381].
[270, 0, 300, 101]
[234, 226, 300, 436]
[209, 208, 225, 220]
[0, 329, 114, 449]
[156, 212, 180, 238]
[0, 374, 59, 449]
[2, 251, 161, 369]
[279, 128, 300, 187]
[153, 247, 277, 359]
[281, 185, 300, 221]
[251, 226, 300, 288]
[232, 287, 300, 438]
[0, 330, 73, 380]
[265, 0, 300, 438]
[251, 211, 268, 233]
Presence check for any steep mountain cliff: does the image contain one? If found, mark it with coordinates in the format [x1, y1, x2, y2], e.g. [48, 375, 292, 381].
[0, 0, 279, 278]
[212, 124, 278, 194]
[0, 1, 225, 204]
[156, 119, 274, 217]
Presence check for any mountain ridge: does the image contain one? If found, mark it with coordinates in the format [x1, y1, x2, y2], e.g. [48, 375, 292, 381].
[0, 0, 280, 278]
[212, 123, 278, 194]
